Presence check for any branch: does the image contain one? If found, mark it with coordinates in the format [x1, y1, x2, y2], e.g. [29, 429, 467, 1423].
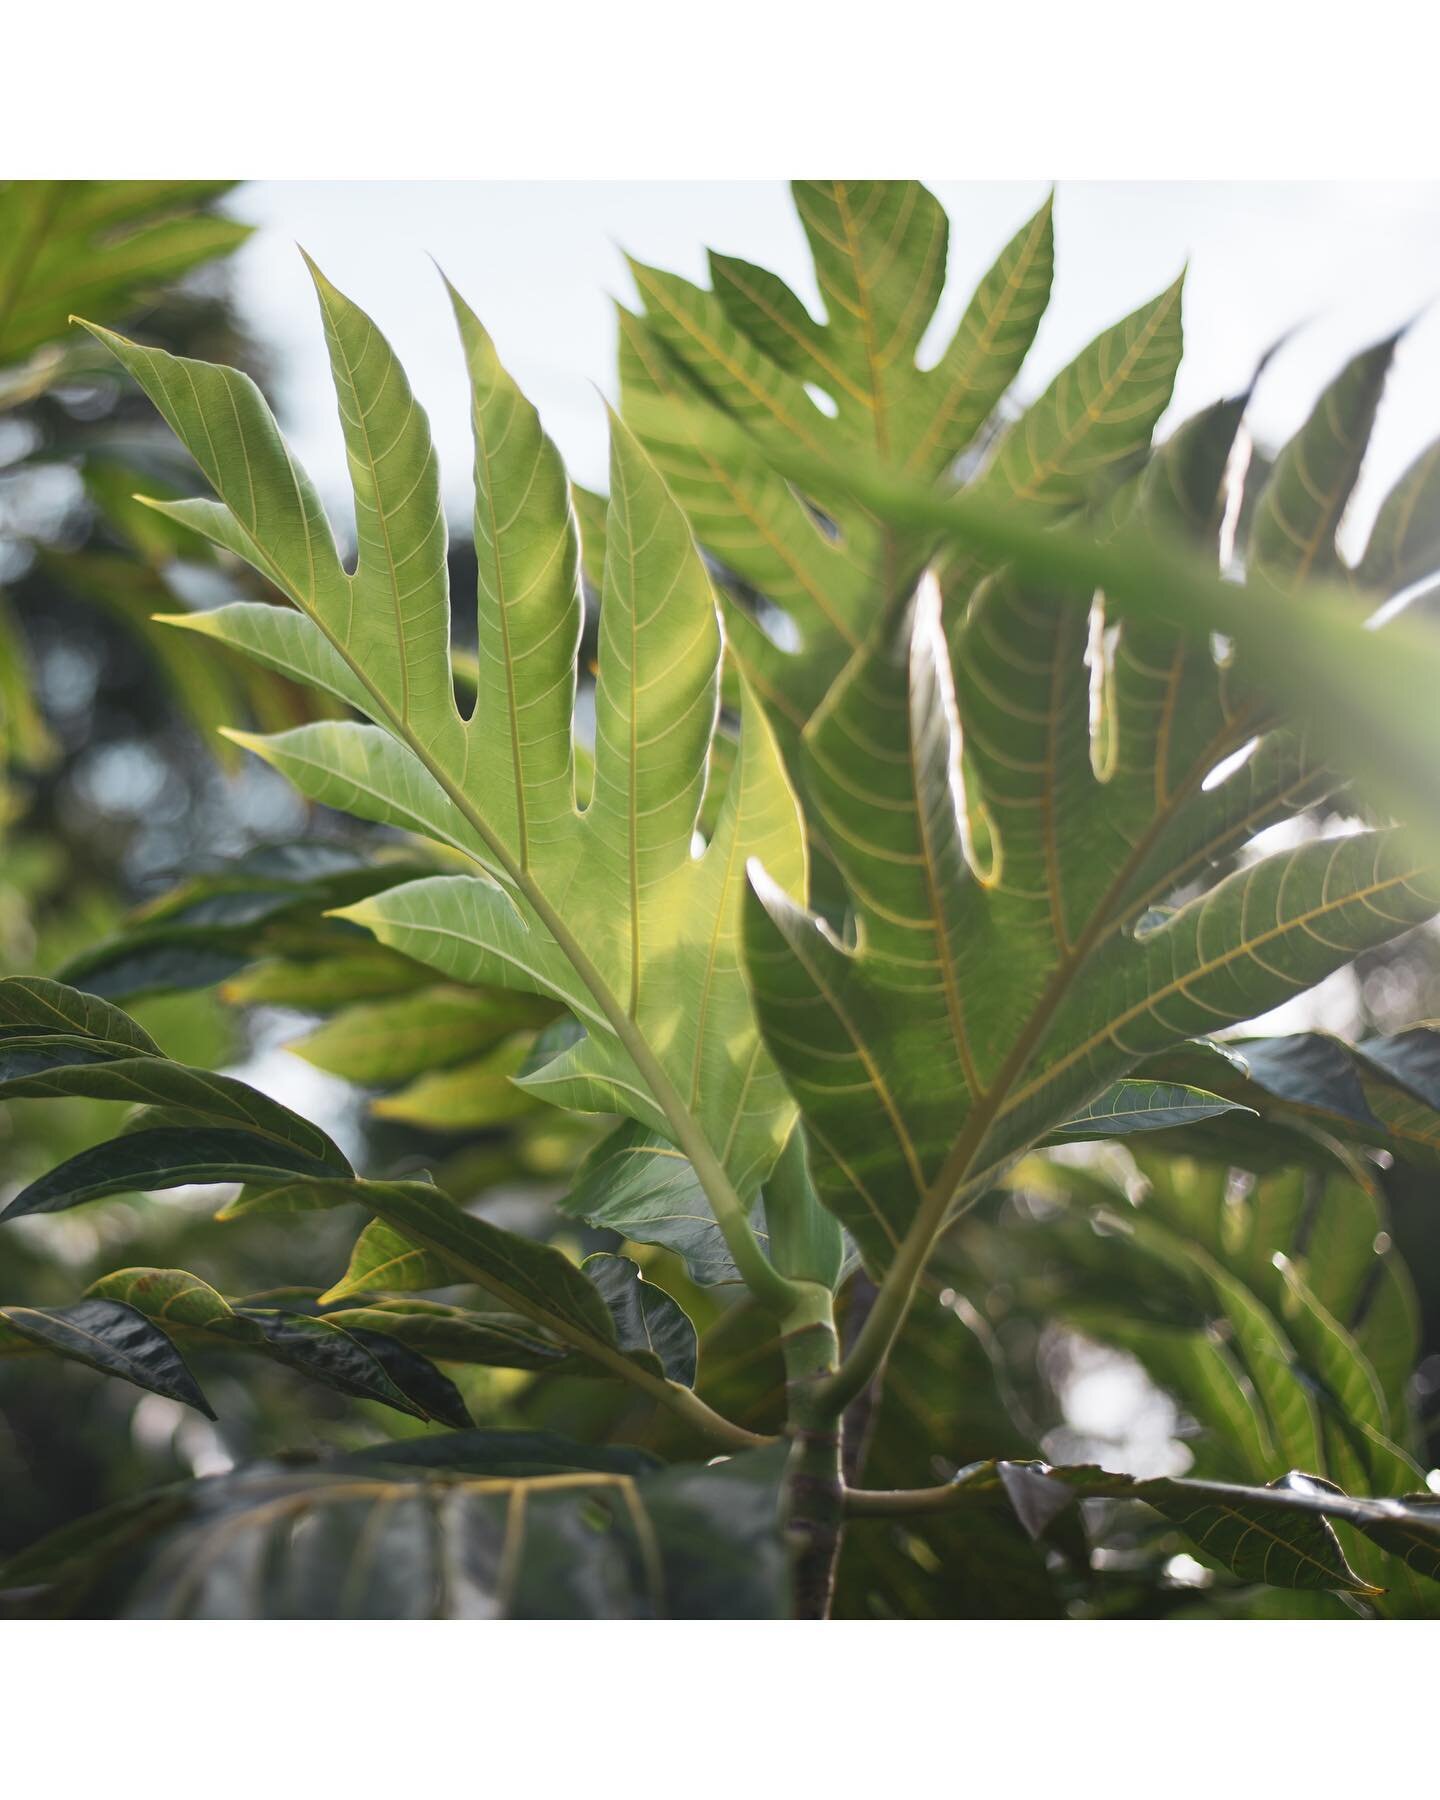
[842, 1483, 967, 1518]
[637, 1374, 777, 1453]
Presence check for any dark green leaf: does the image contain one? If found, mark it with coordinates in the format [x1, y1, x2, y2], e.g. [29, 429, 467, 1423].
[84, 1267, 466, 1426]
[559, 1120, 745, 1287]
[323, 1299, 569, 1371]
[342, 1428, 661, 1478]
[836, 1287, 1069, 1620]
[0, 976, 161, 1052]
[0, 1052, 350, 1173]
[1137, 1027, 1440, 1171]
[1359, 436, 1440, 596]
[1050, 1080, 1252, 1139]
[583, 1254, 698, 1387]
[956, 1461, 1395, 1593]
[0, 1129, 347, 1221]
[0, 1299, 213, 1417]
[235, 1309, 435, 1423]
[57, 938, 250, 1002]
[1, 1441, 792, 1618]
[340, 1326, 471, 1429]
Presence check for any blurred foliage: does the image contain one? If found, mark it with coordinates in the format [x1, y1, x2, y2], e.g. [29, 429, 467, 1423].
[881, 1137, 1438, 1618]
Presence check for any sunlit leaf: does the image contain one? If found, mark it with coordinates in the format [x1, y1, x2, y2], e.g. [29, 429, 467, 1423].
[292, 986, 555, 1086]
[622, 183, 1056, 754]
[83, 264, 808, 1303]
[741, 577, 1435, 1269]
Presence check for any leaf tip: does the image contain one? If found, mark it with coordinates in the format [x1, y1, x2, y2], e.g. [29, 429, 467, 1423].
[744, 855, 805, 914]
[436, 260, 478, 325]
[296, 243, 337, 298]
[71, 316, 128, 351]
[622, 249, 662, 294]
[744, 855, 779, 901]
[216, 726, 265, 756]
[322, 899, 374, 930]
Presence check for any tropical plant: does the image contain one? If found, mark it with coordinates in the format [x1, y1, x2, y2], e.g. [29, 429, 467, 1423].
[3, 180, 1439, 1619]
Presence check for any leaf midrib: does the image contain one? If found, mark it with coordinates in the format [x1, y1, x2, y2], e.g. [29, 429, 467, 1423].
[1002, 284, 1179, 504]
[626, 320, 863, 651]
[471, 385, 532, 868]
[831, 180, 892, 462]
[1001, 852, 1427, 1121]
[317, 288, 414, 725]
[904, 200, 1050, 477]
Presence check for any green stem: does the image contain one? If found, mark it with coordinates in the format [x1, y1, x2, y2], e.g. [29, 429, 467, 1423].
[779, 1283, 845, 1619]
[815, 1188, 950, 1416]
[615, 1365, 775, 1453]
[842, 1483, 967, 1518]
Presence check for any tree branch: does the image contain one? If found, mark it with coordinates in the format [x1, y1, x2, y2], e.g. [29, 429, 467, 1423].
[842, 1483, 967, 1517]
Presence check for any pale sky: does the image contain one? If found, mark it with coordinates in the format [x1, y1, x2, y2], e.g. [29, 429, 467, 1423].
[224, 181, 1440, 559]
